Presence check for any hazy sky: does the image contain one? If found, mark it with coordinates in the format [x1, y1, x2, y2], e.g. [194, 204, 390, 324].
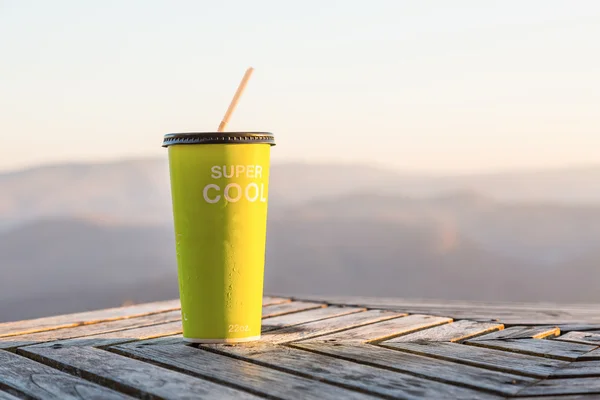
[1, 0, 599, 173]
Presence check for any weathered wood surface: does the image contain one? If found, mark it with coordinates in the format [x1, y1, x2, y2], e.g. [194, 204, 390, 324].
[293, 342, 535, 396]
[262, 309, 401, 344]
[4, 295, 600, 398]
[261, 301, 325, 318]
[200, 342, 501, 399]
[0, 299, 181, 338]
[262, 305, 365, 332]
[550, 360, 600, 378]
[380, 341, 567, 378]
[516, 377, 600, 396]
[262, 296, 292, 306]
[20, 345, 261, 400]
[0, 391, 21, 400]
[0, 350, 132, 399]
[555, 324, 600, 333]
[386, 319, 504, 343]
[0, 310, 181, 350]
[577, 347, 600, 361]
[30, 320, 184, 349]
[0, 296, 284, 339]
[556, 331, 600, 346]
[470, 325, 561, 340]
[112, 343, 378, 400]
[27, 302, 331, 350]
[302, 314, 449, 343]
[289, 295, 600, 324]
[467, 338, 598, 361]
[518, 396, 600, 400]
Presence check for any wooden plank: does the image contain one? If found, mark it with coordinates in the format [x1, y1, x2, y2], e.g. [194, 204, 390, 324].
[466, 339, 597, 361]
[290, 295, 600, 313]
[0, 310, 181, 350]
[480, 315, 592, 325]
[516, 377, 600, 396]
[470, 325, 560, 340]
[0, 350, 132, 399]
[406, 310, 575, 325]
[381, 341, 566, 378]
[112, 342, 379, 400]
[550, 360, 600, 378]
[556, 331, 600, 346]
[203, 341, 501, 399]
[262, 301, 325, 318]
[0, 297, 282, 338]
[304, 314, 449, 344]
[293, 343, 535, 396]
[518, 396, 600, 400]
[262, 296, 291, 306]
[0, 299, 181, 338]
[115, 308, 371, 348]
[387, 320, 503, 343]
[115, 333, 186, 347]
[27, 304, 342, 349]
[578, 347, 600, 361]
[20, 345, 263, 400]
[289, 295, 600, 323]
[0, 392, 20, 400]
[262, 306, 366, 332]
[27, 321, 183, 349]
[263, 309, 402, 344]
[556, 324, 600, 333]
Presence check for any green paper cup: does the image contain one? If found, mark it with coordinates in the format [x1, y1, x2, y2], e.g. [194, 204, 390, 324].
[163, 132, 275, 343]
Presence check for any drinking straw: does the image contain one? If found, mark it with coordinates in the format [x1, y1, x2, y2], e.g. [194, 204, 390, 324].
[217, 67, 255, 132]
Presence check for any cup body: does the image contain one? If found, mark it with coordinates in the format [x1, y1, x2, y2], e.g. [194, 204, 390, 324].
[165, 132, 274, 342]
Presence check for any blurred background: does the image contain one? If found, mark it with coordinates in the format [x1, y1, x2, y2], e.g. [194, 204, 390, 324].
[1, 0, 599, 322]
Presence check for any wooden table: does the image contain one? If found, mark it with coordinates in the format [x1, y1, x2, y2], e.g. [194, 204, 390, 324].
[2, 295, 600, 399]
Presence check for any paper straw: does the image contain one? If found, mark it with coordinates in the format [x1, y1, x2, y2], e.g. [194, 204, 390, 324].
[217, 67, 254, 132]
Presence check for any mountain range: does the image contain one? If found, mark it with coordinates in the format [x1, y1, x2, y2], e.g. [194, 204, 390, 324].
[1, 159, 600, 322]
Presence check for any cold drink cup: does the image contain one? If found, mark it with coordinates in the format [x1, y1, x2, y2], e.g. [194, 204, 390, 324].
[163, 132, 275, 343]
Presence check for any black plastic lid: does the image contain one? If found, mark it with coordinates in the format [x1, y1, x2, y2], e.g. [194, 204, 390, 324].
[162, 132, 275, 147]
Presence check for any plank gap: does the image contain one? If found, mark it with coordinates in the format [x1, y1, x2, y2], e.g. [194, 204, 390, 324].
[15, 348, 146, 399]
[108, 344, 375, 400]
[465, 340, 596, 362]
[376, 343, 550, 379]
[0, 300, 181, 339]
[192, 343, 400, 400]
[366, 317, 454, 344]
[287, 343, 512, 397]
[104, 346, 276, 400]
[512, 376, 600, 397]
[288, 312, 404, 344]
[198, 342, 501, 399]
[381, 319, 505, 344]
[470, 326, 561, 341]
[0, 382, 30, 400]
[262, 306, 367, 333]
[1, 312, 182, 352]
[261, 302, 325, 319]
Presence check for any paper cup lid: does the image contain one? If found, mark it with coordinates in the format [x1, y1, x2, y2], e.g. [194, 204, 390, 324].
[162, 132, 275, 147]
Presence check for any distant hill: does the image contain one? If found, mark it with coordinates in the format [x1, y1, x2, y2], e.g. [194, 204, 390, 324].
[2, 192, 600, 322]
[267, 195, 600, 302]
[0, 159, 173, 225]
[2, 159, 600, 321]
[2, 160, 600, 230]
[0, 218, 178, 321]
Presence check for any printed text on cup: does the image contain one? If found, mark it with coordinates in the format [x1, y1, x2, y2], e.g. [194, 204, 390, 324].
[203, 165, 267, 204]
